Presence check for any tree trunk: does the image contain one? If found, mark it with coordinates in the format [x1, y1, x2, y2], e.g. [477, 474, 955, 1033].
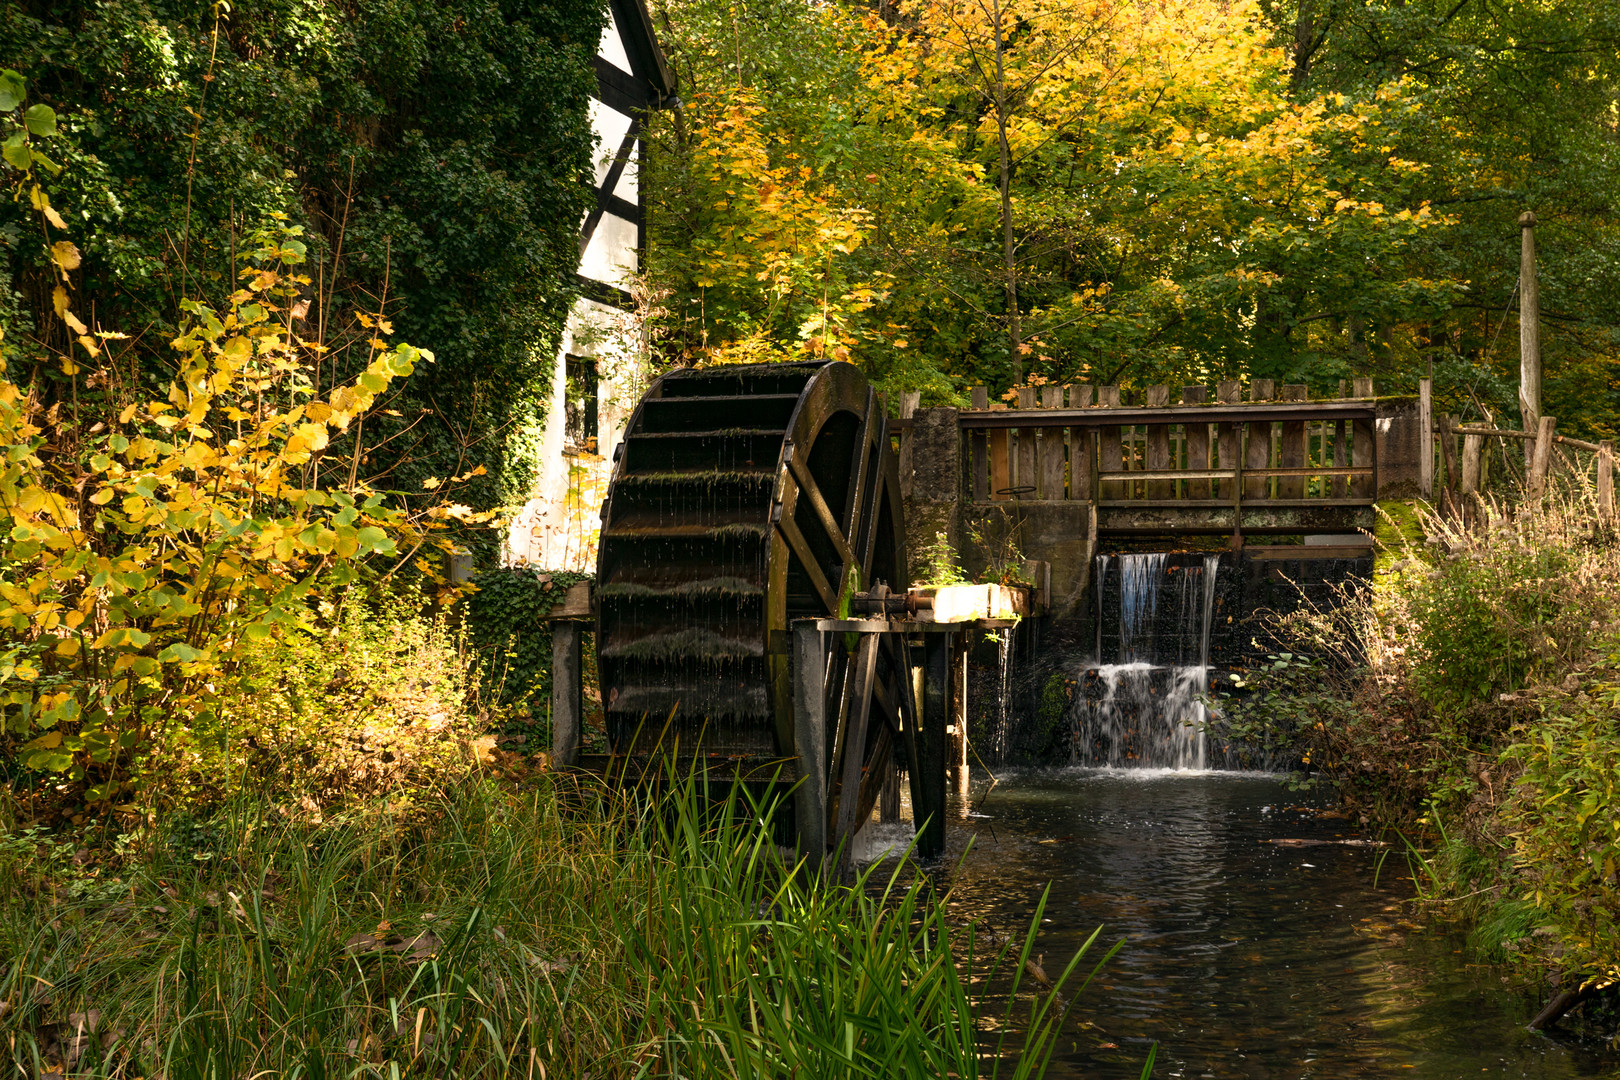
[994, 0, 1021, 382]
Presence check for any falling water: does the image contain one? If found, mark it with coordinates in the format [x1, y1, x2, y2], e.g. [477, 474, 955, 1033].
[1074, 553, 1222, 770]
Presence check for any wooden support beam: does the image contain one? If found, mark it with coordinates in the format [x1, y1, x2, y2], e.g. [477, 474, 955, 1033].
[912, 633, 950, 858]
[792, 623, 829, 860]
[551, 621, 583, 767]
[833, 632, 880, 880]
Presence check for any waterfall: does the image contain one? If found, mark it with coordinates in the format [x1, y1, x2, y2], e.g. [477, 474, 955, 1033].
[1075, 553, 1222, 770]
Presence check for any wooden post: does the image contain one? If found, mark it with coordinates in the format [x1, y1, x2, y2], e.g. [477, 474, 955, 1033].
[1332, 418, 1348, 498]
[951, 637, 969, 796]
[1016, 386, 1037, 498]
[1418, 377, 1434, 497]
[833, 632, 880, 879]
[1183, 386, 1210, 498]
[1040, 384, 1065, 498]
[1438, 415, 1461, 501]
[1145, 385, 1171, 499]
[912, 633, 950, 858]
[1246, 379, 1274, 500]
[1068, 384, 1094, 501]
[1520, 211, 1541, 466]
[1280, 384, 1307, 498]
[551, 621, 583, 767]
[1528, 415, 1557, 496]
[1598, 441, 1614, 520]
[970, 386, 989, 502]
[1461, 432, 1482, 495]
[792, 622, 829, 859]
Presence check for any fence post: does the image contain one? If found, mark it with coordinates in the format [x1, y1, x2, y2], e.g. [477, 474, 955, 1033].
[1599, 441, 1614, 520]
[1528, 415, 1557, 496]
[1418, 377, 1434, 497]
[1461, 432, 1482, 495]
[1520, 211, 1542, 467]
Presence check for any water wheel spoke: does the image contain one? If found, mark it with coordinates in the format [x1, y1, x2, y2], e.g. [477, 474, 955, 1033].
[787, 453, 857, 572]
[773, 506, 839, 612]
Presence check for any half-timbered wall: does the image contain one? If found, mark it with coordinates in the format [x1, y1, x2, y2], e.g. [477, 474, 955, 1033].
[507, 0, 673, 570]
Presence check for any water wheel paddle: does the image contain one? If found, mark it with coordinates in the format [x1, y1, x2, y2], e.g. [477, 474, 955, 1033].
[595, 359, 908, 840]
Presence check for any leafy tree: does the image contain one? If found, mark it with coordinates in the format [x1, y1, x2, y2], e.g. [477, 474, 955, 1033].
[0, 0, 607, 518]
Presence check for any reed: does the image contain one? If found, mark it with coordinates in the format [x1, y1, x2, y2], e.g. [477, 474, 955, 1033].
[0, 768, 1127, 1078]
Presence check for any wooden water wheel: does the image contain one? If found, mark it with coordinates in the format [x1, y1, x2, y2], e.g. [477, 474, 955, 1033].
[595, 359, 910, 848]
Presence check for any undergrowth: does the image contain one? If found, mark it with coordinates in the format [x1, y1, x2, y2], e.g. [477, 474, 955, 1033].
[0, 770, 1131, 1078]
[1232, 472, 1620, 1021]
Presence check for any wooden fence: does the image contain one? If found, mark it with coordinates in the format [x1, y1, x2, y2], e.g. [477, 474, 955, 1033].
[955, 379, 1379, 516]
[1418, 376, 1615, 517]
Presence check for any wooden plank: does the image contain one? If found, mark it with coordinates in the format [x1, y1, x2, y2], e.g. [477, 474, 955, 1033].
[1246, 544, 1373, 560]
[1216, 380, 1241, 501]
[1145, 385, 1171, 499]
[1246, 380, 1274, 500]
[990, 428, 1010, 500]
[1333, 419, 1348, 498]
[1184, 385, 1210, 498]
[1354, 377, 1375, 398]
[1098, 385, 1124, 499]
[1280, 384, 1307, 498]
[1352, 406, 1376, 500]
[1068, 384, 1093, 501]
[957, 400, 1378, 428]
[1039, 385, 1065, 498]
[1016, 387, 1037, 498]
[971, 387, 989, 501]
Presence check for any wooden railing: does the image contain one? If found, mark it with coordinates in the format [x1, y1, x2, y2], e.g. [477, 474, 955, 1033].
[958, 378, 1379, 512]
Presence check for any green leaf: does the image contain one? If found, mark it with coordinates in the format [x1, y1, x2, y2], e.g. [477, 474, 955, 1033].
[157, 642, 206, 662]
[2, 132, 31, 171]
[23, 104, 56, 136]
[0, 70, 23, 112]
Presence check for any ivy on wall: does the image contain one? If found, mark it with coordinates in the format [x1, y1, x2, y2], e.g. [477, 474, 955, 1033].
[0, 0, 607, 515]
[463, 567, 592, 751]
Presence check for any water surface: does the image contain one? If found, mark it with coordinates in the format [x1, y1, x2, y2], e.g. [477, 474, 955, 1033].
[929, 769, 1618, 1080]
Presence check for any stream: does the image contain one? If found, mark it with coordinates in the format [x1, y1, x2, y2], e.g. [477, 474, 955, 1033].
[878, 768, 1619, 1079]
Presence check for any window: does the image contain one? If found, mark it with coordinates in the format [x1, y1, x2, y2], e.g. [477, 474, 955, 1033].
[564, 354, 599, 454]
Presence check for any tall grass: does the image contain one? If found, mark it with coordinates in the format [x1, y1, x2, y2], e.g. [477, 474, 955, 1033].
[1, 770, 1127, 1078]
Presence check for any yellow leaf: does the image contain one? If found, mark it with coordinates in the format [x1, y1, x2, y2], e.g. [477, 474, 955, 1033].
[51, 241, 82, 272]
[30, 186, 68, 230]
